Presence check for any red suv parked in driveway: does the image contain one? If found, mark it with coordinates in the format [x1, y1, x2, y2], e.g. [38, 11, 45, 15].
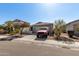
[36, 28, 49, 38]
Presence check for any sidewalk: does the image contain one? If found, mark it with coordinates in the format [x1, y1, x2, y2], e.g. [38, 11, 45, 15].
[13, 35, 79, 50]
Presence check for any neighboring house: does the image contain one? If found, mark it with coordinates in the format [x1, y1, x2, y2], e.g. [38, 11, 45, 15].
[66, 20, 79, 36]
[31, 22, 53, 35]
[13, 19, 27, 26]
[13, 19, 31, 34]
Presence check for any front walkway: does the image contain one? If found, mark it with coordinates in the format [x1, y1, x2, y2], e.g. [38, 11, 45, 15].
[12, 35, 79, 50]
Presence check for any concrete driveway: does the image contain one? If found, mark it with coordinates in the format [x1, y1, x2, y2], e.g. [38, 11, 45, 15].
[13, 35, 36, 41]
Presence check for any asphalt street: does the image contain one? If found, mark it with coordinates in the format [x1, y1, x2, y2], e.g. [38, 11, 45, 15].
[0, 41, 78, 56]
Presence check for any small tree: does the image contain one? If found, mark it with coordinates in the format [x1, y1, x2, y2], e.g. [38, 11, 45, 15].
[5, 21, 14, 34]
[20, 22, 30, 35]
[13, 19, 30, 35]
[54, 19, 66, 40]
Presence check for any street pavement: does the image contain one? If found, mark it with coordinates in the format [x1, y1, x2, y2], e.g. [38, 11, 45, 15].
[0, 35, 79, 55]
[0, 41, 79, 56]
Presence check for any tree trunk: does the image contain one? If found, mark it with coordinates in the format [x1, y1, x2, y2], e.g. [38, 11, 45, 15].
[20, 28, 23, 35]
[56, 34, 61, 40]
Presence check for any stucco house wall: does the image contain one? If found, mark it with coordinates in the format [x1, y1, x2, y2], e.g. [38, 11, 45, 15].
[66, 20, 79, 36]
[66, 20, 79, 31]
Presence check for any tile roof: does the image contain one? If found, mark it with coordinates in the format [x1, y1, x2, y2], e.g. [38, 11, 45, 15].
[32, 22, 53, 26]
[66, 19, 79, 25]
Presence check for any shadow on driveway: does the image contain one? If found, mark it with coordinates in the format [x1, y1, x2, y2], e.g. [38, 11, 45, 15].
[35, 37, 47, 41]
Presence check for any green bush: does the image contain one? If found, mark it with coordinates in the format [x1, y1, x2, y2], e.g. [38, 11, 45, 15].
[9, 31, 16, 35]
[15, 29, 20, 33]
[9, 29, 20, 35]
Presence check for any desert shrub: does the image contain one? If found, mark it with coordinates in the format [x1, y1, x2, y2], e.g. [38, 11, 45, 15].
[0, 29, 5, 34]
[9, 31, 16, 35]
[54, 19, 66, 40]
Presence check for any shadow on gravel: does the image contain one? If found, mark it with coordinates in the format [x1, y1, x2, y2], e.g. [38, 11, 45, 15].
[71, 36, 79, 40]
[35, 37, 47, 41]
[55, 37, 74, 41]
[54, 37, 74, 44]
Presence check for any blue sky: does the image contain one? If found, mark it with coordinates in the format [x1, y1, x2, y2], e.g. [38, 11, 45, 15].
[0, 3, 79, 24]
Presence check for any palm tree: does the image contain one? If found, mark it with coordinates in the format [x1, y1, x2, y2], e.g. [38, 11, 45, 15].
[54, 19, 66, 40]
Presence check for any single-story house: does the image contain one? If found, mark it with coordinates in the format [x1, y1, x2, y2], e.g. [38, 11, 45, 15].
[66, 19, 79, 36]
[13, 19, 31, 34]
[31, 22, 53, 35]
